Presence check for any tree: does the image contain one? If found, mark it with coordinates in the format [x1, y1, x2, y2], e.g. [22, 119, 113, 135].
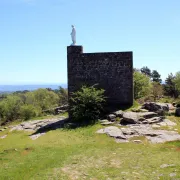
[70, 86, 106, 125]
[140, 66, 151, 77]
[133, 71, 152, 99]
[0, 95, 23, 123]
[151, 70, 162, 83]
[151, 82, 163, 101]
[58, 87, 68, 105]
[164, 73, 178, 98]
[174, 71, 180, 95]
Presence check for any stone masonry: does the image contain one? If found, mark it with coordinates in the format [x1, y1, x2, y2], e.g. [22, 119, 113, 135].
[67, 46, 133, 109]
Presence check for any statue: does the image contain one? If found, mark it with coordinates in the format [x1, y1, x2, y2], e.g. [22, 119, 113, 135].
[70, 25, 76, 45]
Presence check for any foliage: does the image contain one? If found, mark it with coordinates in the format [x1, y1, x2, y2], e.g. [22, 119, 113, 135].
[0, 95, 23, 123]
[151, 82, 163, 101]
[70, 86, 106, 125]
[140, 66, 151, 77]
[151, 70, 162, 83]
[164, 73, 179, 98]
[174, 71, 180, 94]
[0, 88, 61, 124]
[57, 87, 68, 105]
[133, 71, 152, 99]
[19, 104, 41, 120]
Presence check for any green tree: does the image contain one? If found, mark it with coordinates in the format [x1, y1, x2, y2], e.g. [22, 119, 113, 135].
[151, 70, 162, 83]
[151, 82, 163, 101]
[0, 95, 23, 123]
[134, 71, 152, 99]
[140, 66, 151, 77]
[174, 71, 180, 94]
[58, 87, 68, 105]
[164, 73, 178, 98]
[70, 86, 106, 125]
[19, 104, 41, 120]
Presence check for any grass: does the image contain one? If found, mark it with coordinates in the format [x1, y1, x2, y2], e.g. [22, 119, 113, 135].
[0, 117, 180, 179]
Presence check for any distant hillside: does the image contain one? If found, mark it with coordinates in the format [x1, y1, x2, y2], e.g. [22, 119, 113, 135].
[0, 84, 67, 93]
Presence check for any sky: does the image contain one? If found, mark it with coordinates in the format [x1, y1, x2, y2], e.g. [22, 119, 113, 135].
[0, 0, 180, 85]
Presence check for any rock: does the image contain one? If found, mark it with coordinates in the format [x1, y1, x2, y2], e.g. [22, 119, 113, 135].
[107, 114, 116, 121]
[101, 122, 114, 126]
[166, 103, 175, 110]
[121, 112, 158, 125]
[96, 129, 104, 134]
[141, 102, 169, 114]
[121, 112, 139, 124]
[99, 126, 126, 139]
[113, 110, 123, 118]
[121, 128, 136, 135]
[0, 129, 5, 132]
[30, 133, 46, 140]
[175, 107, 180, 117]
[152, 124, 161, 128]
[10, 117, 67, 133]
[131, 108, 140, 112]
[0, 135, 7, 139]
[99, 119, 109, 123]
[139, 112, 158, 119]
[146, 130, 180, 143]
[144, 117, 163, 124]
[133, 140, 142, 143]
[160, 164, 175, 168]
[139, 109, 149, 112]
[169, 173, 176, 177]
[97, 122, 180, 144]
[163, 119, 177, 126]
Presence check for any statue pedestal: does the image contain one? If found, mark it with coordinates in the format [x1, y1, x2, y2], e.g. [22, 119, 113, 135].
[67, 46, 83, 55]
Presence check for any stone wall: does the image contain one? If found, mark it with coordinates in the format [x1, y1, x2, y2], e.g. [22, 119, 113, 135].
[67, 46, 133, 108]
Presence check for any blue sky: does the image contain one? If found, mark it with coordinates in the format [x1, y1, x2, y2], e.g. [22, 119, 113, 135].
[0, 0, 179, 84]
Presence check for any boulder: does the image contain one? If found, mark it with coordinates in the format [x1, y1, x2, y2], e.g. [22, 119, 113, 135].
[113, 110, 123, 118]
[166, 103, 175, 110]
[121, 112, 139, 124]
[101, 121, 114, 126]
[121, 111, 158, 125]
[175, 108, 180, 117]
[141, 102, 169, 115]
[98, 126, 126, 139]
[139, 112, 158, 119]
[144, 117, 163, 124]
[107, 114, 116, 121]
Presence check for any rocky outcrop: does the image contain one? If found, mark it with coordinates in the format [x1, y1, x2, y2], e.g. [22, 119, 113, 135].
[10, 117, 67, 132]
[98, 105, 179, 144]
[112, 110, 123, 118]
[9, 116, 68, 140]
[107, 114, 116, 121]
[97, 124, 180, 144]
[141, 102, 169, 115]
[121, 112, 160, 125]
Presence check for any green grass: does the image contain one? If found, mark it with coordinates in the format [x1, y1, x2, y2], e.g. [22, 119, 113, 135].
[0, 117, 180, 179]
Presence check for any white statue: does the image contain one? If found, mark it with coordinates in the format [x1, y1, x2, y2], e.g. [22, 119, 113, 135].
[71, 25, 76, 45]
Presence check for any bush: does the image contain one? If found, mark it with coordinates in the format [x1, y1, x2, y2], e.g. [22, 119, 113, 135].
[134, 71, 152, 99]
[0, 95, 23, 124]
[19, 104, 41, 120]
[70, 86, 106, 125]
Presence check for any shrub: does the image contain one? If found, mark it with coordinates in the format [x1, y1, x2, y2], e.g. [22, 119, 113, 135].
[0, 95, 23, 124]
[70, 86, 106, 125]
[134, 71, 152, 99]
[19, 104, 41, 120]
